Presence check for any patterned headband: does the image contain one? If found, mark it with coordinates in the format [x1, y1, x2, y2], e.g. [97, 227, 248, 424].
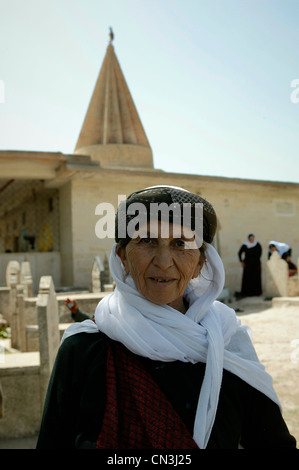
[115, 185, 217, 245]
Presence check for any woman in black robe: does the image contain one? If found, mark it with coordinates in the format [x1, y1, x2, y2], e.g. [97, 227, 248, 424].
[238, 234, 262, 297]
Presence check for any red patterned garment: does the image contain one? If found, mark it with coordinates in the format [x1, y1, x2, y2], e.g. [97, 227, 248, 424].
[96, 338, 199, 449]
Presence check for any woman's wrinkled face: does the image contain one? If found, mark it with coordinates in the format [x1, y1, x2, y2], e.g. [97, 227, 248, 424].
[116, 221, 204, 313]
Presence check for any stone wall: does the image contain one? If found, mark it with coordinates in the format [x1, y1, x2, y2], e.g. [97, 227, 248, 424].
[66, 170, 299, 296]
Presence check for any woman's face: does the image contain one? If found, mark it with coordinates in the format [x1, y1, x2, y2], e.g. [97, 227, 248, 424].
[116, 221, 204, 313]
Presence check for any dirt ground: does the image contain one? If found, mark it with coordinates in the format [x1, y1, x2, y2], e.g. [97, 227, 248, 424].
[234, 297, 299, 445]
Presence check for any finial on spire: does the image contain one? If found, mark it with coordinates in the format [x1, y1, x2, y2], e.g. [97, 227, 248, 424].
[109, 27, 114, 44]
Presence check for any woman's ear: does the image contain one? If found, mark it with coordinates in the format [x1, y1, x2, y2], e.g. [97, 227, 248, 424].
[116, 244, 129, 273]
[192, 254, 206, 279]
[192, 262, 202, 279]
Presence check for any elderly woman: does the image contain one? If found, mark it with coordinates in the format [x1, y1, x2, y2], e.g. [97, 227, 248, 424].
[36, 186, 296, 449]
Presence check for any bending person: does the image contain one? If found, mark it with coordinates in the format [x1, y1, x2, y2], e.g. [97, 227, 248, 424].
[268, 241, 291, 260]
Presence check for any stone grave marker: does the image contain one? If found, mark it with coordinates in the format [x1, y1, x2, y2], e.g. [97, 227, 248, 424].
[10, 285, 26, 351]
[92, 256, 104, 292]
[265, 251, 288, 297]
[5, 260, 20, 332]
[5, 260, 21, 288]
[20, 261, 33, 298]
[37, 276, 60, 407]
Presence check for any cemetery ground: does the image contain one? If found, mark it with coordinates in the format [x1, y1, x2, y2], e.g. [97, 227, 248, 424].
[0, 296, 298, 449]
[234, 297, 299, 445]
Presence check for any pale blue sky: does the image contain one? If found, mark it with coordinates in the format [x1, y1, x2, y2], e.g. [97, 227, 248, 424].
[1, 0, 299, 182]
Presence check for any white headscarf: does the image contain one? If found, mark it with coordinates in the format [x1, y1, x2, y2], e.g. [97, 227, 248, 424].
[268, 240, 290, 256]
[62, 243, 280, 448]
[243, 233, 258, 248]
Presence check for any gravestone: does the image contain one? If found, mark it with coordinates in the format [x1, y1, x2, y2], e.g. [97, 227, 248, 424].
[5, 261, 21, 333]
[20, 261, 33, 298]
[10, 285, 26, 351]
[266, 251, 289, 297]
[103, 254, 111, 286]
[91, 256, 103, 292]
[37, 276, 60, 407]
[5, 260, 21, 288]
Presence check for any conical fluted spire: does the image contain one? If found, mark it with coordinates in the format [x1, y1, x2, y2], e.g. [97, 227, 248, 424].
[75, 33, 153, 168]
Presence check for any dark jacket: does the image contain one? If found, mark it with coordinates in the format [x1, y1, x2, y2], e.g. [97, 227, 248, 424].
[36, 332, 296, 449]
